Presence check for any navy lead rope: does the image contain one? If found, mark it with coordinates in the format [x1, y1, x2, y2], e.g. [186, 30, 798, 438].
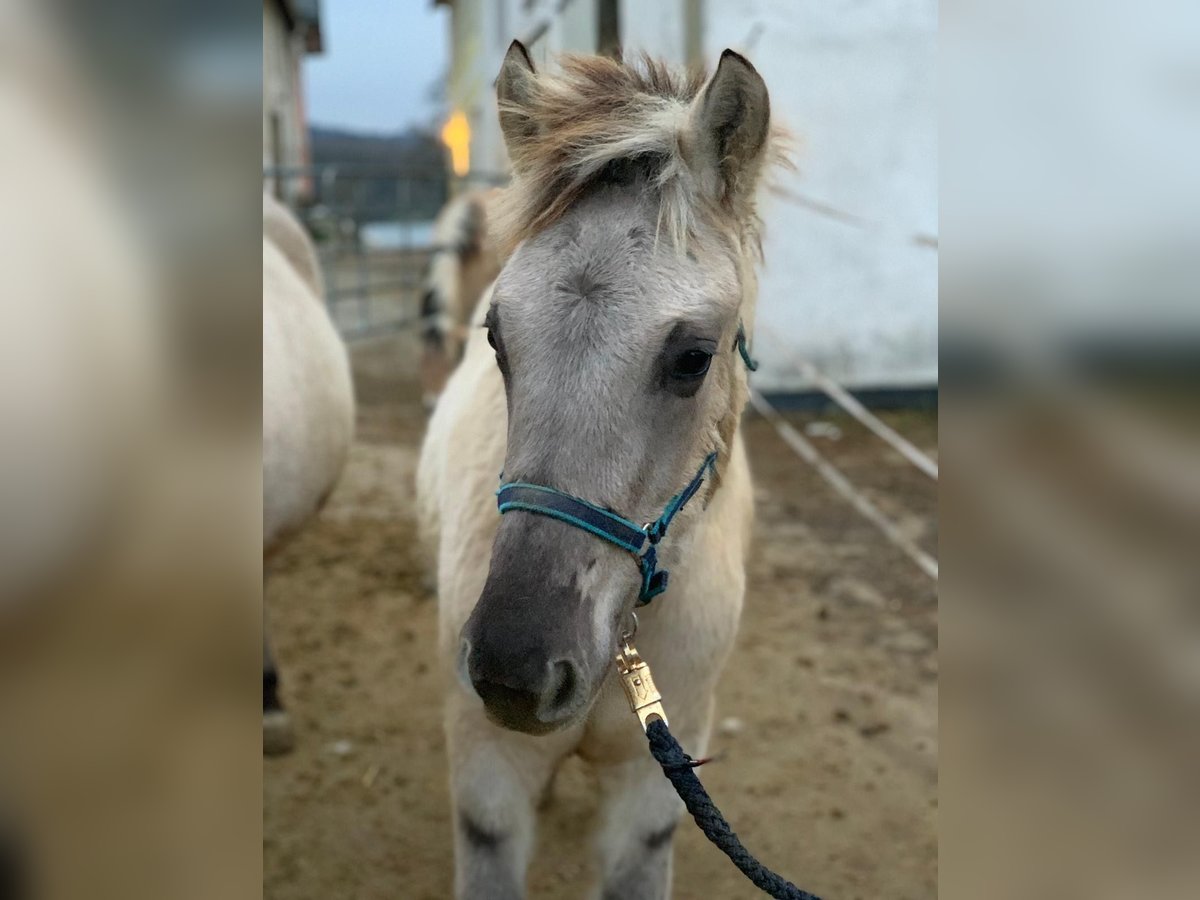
[497, 322, 820, 899]
[647, 718, 821, 900]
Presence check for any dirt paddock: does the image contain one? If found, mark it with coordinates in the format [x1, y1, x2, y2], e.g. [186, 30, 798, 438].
[265, 332, 937, 900]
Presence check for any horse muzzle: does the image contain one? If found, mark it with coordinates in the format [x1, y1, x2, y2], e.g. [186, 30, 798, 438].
[461, 634, 585, 734]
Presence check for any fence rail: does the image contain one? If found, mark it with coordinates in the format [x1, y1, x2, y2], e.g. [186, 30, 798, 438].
[265, 165, 508, 340]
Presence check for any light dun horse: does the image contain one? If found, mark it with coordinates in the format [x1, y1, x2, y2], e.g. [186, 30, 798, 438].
[263, 193, 355, 753]
[419, 188, 503, 406]
[419, 43, 780, 898]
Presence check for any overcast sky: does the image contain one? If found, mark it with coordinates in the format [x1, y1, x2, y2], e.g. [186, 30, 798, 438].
[305, 0, 448, 133]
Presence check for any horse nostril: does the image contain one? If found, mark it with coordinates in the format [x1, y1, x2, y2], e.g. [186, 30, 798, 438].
[463, 637, 582, 732]
[471, 678, 542, 729]
[545, 659, 579, 715]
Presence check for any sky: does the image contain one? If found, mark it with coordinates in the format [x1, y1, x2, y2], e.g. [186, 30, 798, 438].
[305, 0, 448, 134]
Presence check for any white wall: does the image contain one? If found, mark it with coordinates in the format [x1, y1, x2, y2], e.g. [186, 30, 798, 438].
[619, 0, 687, 62]
[702, 0, 938, 390]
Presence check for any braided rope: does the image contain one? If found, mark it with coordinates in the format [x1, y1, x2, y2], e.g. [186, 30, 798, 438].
[646, 718, 822, 900]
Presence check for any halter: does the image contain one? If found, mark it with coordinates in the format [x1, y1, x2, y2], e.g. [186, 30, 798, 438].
[497, 452, 717, 604]
[494, 323, 758, 605]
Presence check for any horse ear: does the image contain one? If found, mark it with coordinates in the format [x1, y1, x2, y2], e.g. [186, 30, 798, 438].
[497, 40, 538, 161]
[690, 50, 771, 203]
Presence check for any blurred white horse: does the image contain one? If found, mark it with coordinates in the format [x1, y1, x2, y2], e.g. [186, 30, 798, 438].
[418, 188, 502, 405]
[262, 193, 355, 753]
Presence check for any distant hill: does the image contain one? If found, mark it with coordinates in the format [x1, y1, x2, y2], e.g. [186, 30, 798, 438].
[308, 124, 448, 221]
[310, 125, 447, 174]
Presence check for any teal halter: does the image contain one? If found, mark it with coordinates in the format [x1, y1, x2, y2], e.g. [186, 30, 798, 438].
[494, 322, 757, 605]
[497, 452, 718, 604]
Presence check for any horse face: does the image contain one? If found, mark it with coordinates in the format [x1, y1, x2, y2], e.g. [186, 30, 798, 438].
[458, 179, 745, 735]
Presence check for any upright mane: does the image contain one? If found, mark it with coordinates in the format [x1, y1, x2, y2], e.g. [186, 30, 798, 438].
[494, 53, 787, 255]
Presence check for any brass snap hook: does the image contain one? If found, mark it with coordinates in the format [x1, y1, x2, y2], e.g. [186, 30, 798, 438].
[613, 611, 667, 731]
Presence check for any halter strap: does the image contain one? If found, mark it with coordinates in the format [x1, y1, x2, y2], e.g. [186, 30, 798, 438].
[493, 320, 754, 605]
[497, 452, 717, 605]
[735, 321, 759, 371]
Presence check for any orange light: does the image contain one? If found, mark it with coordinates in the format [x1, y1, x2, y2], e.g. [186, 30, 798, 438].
[441, 111, 470, 176]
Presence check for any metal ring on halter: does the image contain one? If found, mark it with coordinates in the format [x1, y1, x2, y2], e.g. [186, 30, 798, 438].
[616, 610, 640, 669]
[622, 610, 639, 643]
[624, 614, 643, 676]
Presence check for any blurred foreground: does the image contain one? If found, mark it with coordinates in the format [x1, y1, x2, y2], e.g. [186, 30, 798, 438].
[0, 3, 259, 899]
[941, 1, 1200, 897]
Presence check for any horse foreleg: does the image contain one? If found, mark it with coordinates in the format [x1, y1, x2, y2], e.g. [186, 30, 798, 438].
[447, 710, 567, 900]
[263, 609, 294, 755]
[591, 752, 688, 900]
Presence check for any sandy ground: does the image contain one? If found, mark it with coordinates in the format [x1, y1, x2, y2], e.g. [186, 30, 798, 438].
[265, 332, 937, 900]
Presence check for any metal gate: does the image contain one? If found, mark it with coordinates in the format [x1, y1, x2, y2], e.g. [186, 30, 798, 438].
[266, 166, 505, 341]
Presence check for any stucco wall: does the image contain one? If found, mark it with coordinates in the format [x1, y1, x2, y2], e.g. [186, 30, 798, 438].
[713, 1, 937, 389]
[619, 0, 688, 62]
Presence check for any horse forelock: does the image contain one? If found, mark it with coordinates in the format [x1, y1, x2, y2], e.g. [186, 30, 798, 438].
[493, 53, 784, 260]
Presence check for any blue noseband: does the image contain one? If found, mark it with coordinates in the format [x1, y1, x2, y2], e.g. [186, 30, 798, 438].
[497, 452, 718, 605]
[494, 322, 758, 606]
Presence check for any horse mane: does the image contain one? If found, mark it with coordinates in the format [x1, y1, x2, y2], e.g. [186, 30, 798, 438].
[494, 53, 787, 256]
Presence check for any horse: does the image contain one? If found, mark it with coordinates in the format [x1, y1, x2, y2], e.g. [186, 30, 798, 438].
[418, 188, 503, 406]
[264, 191, 325, 299]
[263, 192, 355, 753]
[416, 43, 781, 898]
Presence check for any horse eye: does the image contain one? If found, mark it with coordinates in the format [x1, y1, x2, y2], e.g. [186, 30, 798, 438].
[673, 349, 712, 379]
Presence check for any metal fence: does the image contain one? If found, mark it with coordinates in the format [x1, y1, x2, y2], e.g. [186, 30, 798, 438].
[266, 166, 507, 341]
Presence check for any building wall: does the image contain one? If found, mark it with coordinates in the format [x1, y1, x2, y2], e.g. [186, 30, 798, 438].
[263, 0, 310, 201]
[444, 0, 605, 179]
[619, 0, 687, 62]
[621, 0, 938, 390]
[443, 0, 496, 178]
